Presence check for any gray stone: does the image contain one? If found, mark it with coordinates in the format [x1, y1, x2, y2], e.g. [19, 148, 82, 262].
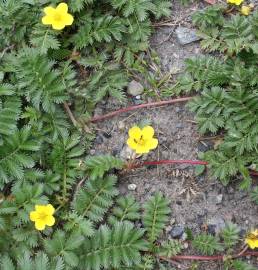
[170, 225, 184, 239]
[95, 135, 104, 144]
[120, 145, 134, 160]
[198, 141, 213, 152]
[175, 27, 201, 45]
[118, 121, 125, 130]
[90, 149, 96, 155]
[127, 183, 137, 191]
[207, 217, 226, 235]
[216, 194, 223, 204]
[176, 123, 184, 129]
[127, 80, 144, 96]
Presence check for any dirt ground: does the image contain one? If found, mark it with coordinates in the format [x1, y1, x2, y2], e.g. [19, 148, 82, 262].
[91, 1, 258, 269]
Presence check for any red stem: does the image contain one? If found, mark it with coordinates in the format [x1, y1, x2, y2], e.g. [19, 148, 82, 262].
[90, 96, 193, 122]
[130, 159, 208, 169]
[159, 251, 258, 262]
[128, 159, 258, 176]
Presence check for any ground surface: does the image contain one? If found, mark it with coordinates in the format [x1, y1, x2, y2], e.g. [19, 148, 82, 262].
[91, 1, 258, 269]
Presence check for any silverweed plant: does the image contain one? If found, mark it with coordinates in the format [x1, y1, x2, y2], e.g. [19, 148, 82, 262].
[0, 1, 258, 270]
[164, 3, 258, 192]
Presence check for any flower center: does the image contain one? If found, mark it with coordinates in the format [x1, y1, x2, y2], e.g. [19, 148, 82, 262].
[53, 13, 62, 22]
[38, 212, 48, 220]
[135, 136, 145, 146]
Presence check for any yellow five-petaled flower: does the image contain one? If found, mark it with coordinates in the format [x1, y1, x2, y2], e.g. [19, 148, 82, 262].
[245, 229, 258, 249]
[227, 0, 244, 5]
[30, 204, 55, 231]
[42, 2, 74, 30]
[127, 126, 158, 154]
[241, 5, 251, 16]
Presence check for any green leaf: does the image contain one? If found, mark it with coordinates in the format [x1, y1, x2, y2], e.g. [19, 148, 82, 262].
[195, 165, 206, 176]
[193, 234, 224, 255]
[143, 192, 171, 242]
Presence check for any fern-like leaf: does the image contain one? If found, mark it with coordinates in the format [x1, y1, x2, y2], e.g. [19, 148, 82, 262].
[143, 192, 171, 242]
[84, 154, 124, 180]
[221, 222, 240, 248]
[73, 174, 118, 223]
[192, 234, 224, 255]
[232, 260, 257, 270]
[250, 186, 258, 204]
[81, 222, 148, 270]
[10, 48, 68, 112]
[108, 195, 140, 225]
[0, 126, 41, 188]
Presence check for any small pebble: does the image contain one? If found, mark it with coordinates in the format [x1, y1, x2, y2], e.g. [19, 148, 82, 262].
[181, 232, 188, 241]
[118, 121, 125, 130]
[135, 95, 141, 100]
[183, 242, 189, 249]
[128, 184, 137, 191]
[176, 123, 184, 129]
[216, 194, 223, 204]
[170, 225, 184, 239]
[208, 224, 217, 236]
[170, 218, 176, 225]
[175, 27, 201, 45]
[95, 135, 104, 144]
[90, 149, 96, 155]
[207, 217, 226, 235]
[127, 80, 144, 96]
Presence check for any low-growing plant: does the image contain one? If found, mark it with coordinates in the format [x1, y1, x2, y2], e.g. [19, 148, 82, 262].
[1, 1, 258, 269]
[165, 4, 258, 190]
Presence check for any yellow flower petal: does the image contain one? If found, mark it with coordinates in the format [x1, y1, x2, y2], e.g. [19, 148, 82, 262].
[246, 239, 258, 249]
[129, 126, 142, 140]
[43, 6, 55, 15]
[52, 21, 66, 30]
[42, 15, 53, 25]
[63, 13, 74, 26]
[35, 205, 45, 212]
[56, 2, 68, 13]
[135, 145, 150, 154]
[35, 220, 46, 231]
[146, 138, 158, 150]
[29, 211, 38, 222]
[127, 138, 138, 150]
[227, 0, 244, 5]
[46, 204, 55, 215]
[241, 6, 251, 16]
[45, 215, 55, 226]
[142, 126, 155, 140]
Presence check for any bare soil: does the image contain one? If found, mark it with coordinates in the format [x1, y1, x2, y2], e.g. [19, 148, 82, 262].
[91, 1, 258, 269]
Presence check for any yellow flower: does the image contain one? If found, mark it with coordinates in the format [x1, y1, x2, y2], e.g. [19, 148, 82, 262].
[227, 0, 244, 5]
[42, 3, 74, 30]
[30, 204, 55, 231]
[245, 229, 258, 249]
[127, 126, 158, 154]
[240, 5, 251, 16]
